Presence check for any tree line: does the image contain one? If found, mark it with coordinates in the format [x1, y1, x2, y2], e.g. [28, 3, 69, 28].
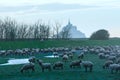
[0, 18, 71, 40]
[0, 17, 110, 40]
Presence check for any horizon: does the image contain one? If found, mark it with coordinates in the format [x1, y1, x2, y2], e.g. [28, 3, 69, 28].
[0, 0, 120, 38]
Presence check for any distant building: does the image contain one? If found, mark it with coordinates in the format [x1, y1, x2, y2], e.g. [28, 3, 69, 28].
[60, 21, 86, 38]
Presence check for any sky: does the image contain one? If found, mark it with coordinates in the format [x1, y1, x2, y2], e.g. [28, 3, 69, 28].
[0, 0, 120, 37]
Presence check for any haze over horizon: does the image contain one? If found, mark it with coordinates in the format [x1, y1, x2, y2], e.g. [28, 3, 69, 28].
[0, 0, 120, 38]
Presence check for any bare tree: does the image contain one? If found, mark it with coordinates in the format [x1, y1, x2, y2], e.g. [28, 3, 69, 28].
[0, 17, 62, 40]
[60, 26, 71, 39]
[54, 22, 61, 39]
[2, 18, 17, 40]
[0, 19, 4, 39]
[16, 24, 28, 39]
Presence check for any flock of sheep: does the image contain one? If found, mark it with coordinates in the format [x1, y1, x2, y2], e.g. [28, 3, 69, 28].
[21, 56, 93, 73]
[1, 45, 120, 74]
[87, 45, 120, 74]
[18, 47, 94, 73]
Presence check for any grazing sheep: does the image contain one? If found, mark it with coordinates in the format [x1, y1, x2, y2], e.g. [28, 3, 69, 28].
[98, 53, 105, 59]
[53, 52, 58, 57]
[78, 53, 84, 59]
[37, 59, 51, 72]
[103, 60, 113, 69]
[109, 63, 120, 74]
[69, 54, 73, 59]
[53, 61, 63, 70]
[20, 63, 35, 73]
[68, 52, 73, 59]
[28, 56, 36, 63]
[62, 55, 68, 62]
[70, 60, 81, 68]
[81, 61, 94, 72]
[107, 56, 116, 62]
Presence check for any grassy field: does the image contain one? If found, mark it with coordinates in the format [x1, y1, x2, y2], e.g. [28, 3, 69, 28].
[0, 53, 120, 80]
[0, 39, 120, 80]
[0, 39, 120, 50]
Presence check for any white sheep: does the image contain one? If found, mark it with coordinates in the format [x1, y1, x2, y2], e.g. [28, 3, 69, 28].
[81, 61, 94, 72]
[70, 60, 81, 68]
[78, 52, 84, 59]
[37, 59, 51, 72]
[116, 57, 120, 64]
[20, 63, 35, 73]
[107, 56, 116, 62]
[53, 61, 64, 70]
[103, 60, 113, 69]
[98, 53, 105, 59]
[62, 55, 68, 62]
[109, 63, 120, 74]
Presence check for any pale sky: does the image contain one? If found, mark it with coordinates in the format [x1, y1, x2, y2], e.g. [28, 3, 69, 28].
[0, 0, 120, 37]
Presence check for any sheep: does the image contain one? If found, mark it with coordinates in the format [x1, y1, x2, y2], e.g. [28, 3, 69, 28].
[98, 53, 105, 59]
[103, 60, 113, 69]
[37, 59, 51, 72]
[81, 61, 94, 72]
[62, 55, 68, 62]
[69, 54, 73, 59]
[53, 52, 58, 57]
[116, 57, 120, 64]
[20, 63, 35, 73]
[109, 63, 120, 74]
[70, 60, 81, 68]
[78, 52, 84, 59]
[53, 61, 64, 70]
[107, 56, 116, 62]
[67, 52, 73, 59]
[28, 56, 36, 63]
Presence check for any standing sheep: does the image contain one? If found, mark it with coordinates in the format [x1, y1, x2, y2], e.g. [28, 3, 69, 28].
[81, 61, 94, 72]
[103, 60, 113, 69]
[70, 60, 81, 68]
[78, 53, 84, 59]
[98, 53, 105, 59]
[62, 55, 69, 62]
[53, 52, 58, 57]
[53, 61, 64, 70]
[107, 56, 116, 62]
[20, 63, 35, 73]
[37, 59, 51, 72]
[109, 63, 120, 74]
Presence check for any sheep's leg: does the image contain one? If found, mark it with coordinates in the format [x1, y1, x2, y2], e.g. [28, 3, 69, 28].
[111, 69, 113, 74]
[32, 67, 35, 72]
[90, 66, 92, 72]
[115, 69, 118, 73]
[85, 66, 87, 72]
[20, 69, 23, 73]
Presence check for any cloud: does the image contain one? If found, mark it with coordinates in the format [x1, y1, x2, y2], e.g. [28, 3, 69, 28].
[0, 3, 99, 15]
[0, 0, 119, 7]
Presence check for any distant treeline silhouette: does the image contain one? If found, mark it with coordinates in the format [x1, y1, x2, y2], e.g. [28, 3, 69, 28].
[0, 17, 71, 40]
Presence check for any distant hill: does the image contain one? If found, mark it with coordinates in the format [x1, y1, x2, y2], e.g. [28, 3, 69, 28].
[61, 21, 86, 38]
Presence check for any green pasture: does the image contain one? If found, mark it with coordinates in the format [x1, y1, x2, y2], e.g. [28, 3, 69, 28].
[0, 39, 120, 80]
[0, 39, 120, 50]
[0, 53, 120, 80]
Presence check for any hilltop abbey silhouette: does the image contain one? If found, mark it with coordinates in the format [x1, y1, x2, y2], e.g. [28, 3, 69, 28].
[61, 20, 86, 38]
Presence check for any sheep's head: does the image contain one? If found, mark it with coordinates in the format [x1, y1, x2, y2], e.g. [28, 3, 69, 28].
[37, 59, 43, 65]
